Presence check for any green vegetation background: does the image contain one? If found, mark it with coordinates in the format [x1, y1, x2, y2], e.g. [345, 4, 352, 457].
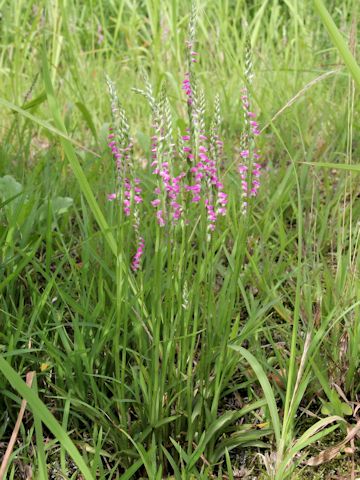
[0, 1, 359, 478]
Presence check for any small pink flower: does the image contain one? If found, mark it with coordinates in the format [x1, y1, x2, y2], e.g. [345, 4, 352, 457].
[156, 210, 165, 227]
[132, 237, 145, 271]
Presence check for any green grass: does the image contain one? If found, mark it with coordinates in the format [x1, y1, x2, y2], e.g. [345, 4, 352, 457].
[0, 1, 359, 479]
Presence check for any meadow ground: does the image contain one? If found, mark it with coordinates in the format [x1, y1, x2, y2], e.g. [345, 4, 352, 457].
[0, 1, 359, 478]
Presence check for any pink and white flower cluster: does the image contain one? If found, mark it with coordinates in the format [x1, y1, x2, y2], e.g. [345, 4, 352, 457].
[107, 126, 145, 271]
[238, 88, 262, 214]
[107, 132, 143, 215]
[105, 26, 262, 273]
[186, 134, 228, 231]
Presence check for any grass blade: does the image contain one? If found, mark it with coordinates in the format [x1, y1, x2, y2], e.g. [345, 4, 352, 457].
[41, 46, 117, 257]
[229, 345, 281, 447]
[304, 161, 360, 173]
[314, 0, 360, 88]
[0, 357, 94, 479]
[32, 375, 48, 480]
[0, 97, 99, 157]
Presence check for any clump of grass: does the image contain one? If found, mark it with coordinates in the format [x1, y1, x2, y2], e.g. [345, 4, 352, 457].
[0, 1, 359, 479]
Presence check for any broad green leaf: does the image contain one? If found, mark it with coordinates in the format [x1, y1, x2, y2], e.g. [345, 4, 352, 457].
[38, 197, 74, 221]
[0, 175, 23, 199]
[0, 190, 25, 210]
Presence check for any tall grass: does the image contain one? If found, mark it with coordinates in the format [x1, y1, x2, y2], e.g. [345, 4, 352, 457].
[1, 1, 359, 478]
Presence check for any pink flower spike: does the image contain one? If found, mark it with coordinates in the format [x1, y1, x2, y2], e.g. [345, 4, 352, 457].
[107, 193, 117, 201]
[132, 237, 145, 272]
[156, 210, 165, 227]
